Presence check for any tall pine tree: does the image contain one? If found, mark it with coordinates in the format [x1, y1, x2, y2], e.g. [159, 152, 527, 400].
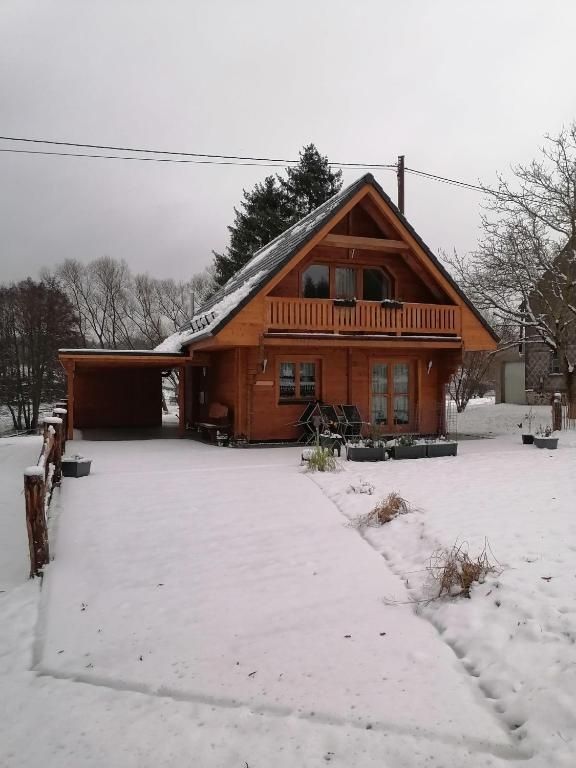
[279, 143, 343, 219]
[213, 144, 342, 287]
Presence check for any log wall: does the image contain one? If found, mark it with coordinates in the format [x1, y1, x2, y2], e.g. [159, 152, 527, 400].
[239, 345, 458, 441]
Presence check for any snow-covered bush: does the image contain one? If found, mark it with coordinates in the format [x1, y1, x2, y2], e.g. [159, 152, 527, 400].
[348, 480, 375, 495]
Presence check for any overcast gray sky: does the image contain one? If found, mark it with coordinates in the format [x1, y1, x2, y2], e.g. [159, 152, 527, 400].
[1, 0, 576, 284]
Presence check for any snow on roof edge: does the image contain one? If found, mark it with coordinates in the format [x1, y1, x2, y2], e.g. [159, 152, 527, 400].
[155, 270, 267, 353]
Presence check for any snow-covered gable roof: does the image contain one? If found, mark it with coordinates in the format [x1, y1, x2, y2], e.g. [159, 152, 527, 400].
[157, 173, 498, 352]
[156, 175, 371, 352]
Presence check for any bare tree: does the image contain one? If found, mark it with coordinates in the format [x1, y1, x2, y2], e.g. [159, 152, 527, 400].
[445, 124, 576, 411]
[0, 279, 80, 430]
[449, 351, 494, 412]
[55, 257, 216, 350]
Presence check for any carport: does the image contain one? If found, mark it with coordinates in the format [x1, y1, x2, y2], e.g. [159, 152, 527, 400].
[58, 349, 208, 439]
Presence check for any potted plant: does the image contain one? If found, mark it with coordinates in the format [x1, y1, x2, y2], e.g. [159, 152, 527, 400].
[346, 438, 386, 462]
[426, 435, 458, 458]
[520, 407, 535, 444]
[380, 298, 404, 309]
[61, 454, 92, 478]
[533, 425, 559, 450]
[320, 430, 344, 457]
[393, 434, 426, 460]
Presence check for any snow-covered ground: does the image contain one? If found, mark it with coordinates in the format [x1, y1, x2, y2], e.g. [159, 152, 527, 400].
[1, 400, 575, 766]
[456, 396, 551, 437]
[314, 425, 576, 765]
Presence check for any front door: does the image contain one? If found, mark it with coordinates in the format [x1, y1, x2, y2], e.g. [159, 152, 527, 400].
[370, 360, 413, 432]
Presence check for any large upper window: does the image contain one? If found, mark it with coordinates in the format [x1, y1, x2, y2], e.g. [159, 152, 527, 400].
[363, 268, 390, 301]
[301, 264, 391, 301]
[302, 265, 329, 298]
[335, 267, 356, 299]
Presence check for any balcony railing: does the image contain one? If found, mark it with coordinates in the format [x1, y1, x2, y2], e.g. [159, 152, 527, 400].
[265, 298, 461, 336]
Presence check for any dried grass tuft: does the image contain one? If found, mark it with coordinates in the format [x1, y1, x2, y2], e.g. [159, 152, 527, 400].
[351, 492, 413, 528]
[428, 540, 498, 599]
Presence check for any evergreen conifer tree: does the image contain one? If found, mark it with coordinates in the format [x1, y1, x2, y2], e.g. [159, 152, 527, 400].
[213, 176, 291, 286]
[280, 143, 343, 218]
[213, 145, 342, 287]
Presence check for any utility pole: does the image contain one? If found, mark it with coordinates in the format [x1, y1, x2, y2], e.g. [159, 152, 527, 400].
[397, 155, 405, 215]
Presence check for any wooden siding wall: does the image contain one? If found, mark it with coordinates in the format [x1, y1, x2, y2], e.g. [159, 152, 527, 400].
[245, 345, 459, 441]
[74, 367, 162, 428]
[209, 349, 237, 417]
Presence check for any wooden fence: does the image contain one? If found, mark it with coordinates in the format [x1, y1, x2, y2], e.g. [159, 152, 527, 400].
[24, 404, 67, 577]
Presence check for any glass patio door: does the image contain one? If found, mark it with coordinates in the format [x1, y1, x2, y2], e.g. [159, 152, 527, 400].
[370, 361, 411, 429]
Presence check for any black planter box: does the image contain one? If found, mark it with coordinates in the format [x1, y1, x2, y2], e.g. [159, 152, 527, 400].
[333, 298, 357, 308]
[522, 434, 534, 445]
[426, 442, 458, 458]
[381, 299, 404, 309]
[533, 436, 559, 450]
[347, 446, 385, 462]
[394, 444, 427, 460]
[62, 458, 92, 477]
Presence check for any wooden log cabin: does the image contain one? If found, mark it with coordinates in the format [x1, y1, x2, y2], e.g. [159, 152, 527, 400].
[59, 174, 498, 441]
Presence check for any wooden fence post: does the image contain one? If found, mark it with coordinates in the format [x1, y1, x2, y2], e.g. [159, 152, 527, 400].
[43, 416, 63, 486]
[53, 407, 67, 454]
[24, 467, 48, 577]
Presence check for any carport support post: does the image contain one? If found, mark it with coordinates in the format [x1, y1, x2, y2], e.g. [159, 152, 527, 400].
[65, 361, 75, 440]
[178, 365, 186, 436]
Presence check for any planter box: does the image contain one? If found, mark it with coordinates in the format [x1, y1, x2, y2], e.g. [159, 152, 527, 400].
[333, 298, 357, 308]
[62, 458, 92, 477]
[533, 436, 559, 450]
[347, 446, 385, 462]
[521, 434, 534, 445]
[426, 442, 458, 458]
[394, 444, 427, 460]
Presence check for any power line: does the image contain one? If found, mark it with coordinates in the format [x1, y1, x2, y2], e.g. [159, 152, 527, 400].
[0, 134, 397, 170]
[0, 148, 299, 168]
[405, 166, 489, 193]
[0, 134, 491, 192]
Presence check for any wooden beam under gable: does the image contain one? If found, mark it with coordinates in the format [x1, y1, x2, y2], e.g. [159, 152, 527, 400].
[320, 234, 410, 252]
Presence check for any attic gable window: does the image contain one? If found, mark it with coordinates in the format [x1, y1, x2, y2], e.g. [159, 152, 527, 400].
[302, 265, 329, 298]
[335, 267, 355, 299]
[300, 264, 391, 301]
[363, 268, 390, 301]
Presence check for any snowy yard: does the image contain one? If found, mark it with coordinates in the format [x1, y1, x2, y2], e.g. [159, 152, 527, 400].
[1, 400, 575, 766]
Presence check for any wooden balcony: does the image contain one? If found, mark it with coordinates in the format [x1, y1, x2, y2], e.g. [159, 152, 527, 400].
[265, 298, 461, 336]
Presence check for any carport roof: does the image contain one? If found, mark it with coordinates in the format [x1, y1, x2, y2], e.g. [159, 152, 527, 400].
[58, 348, 187, 367]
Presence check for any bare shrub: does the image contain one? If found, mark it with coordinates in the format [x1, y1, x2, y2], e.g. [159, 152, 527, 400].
[306, 446, 338, 473]
[428, 540, 498, 598]
[351, 492, 412, 528]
